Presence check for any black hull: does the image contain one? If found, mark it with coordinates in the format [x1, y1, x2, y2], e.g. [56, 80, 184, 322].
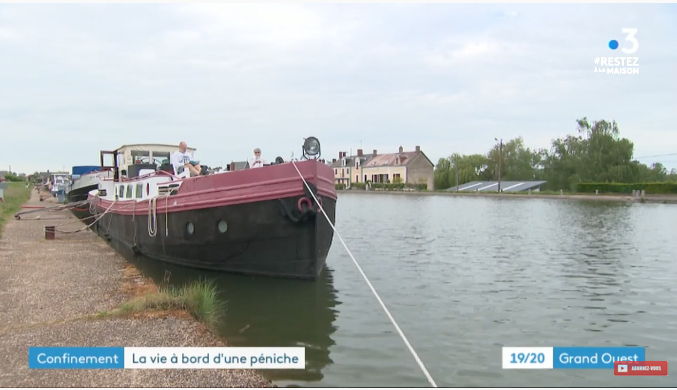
[67, 184, 98, 222]
[92, 195, 336, 280]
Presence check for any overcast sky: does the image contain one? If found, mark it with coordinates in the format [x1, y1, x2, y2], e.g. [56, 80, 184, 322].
[1, 3, 676, 174]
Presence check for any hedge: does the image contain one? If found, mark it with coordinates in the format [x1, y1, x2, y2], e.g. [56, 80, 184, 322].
[335, 182, 428, 191]
[577, 182, 677, 194]
[370, 183, 427, 191]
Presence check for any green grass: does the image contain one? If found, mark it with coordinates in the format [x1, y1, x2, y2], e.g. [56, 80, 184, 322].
[105, 279, 224, 331]
[0, 182, 31, 239]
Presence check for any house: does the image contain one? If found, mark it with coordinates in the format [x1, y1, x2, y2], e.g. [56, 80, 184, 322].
[360, 145, 434, 190]
[228, 161, 250, 171]
[329, 149, 376, 188]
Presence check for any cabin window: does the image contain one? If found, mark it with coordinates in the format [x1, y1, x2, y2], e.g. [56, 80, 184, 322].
[119, 185, 125, 198]
[135, 184, 143, 198]
[152, 151, 171, 166]
[130, 150, 150, 165]
[126, 185, 133, 198]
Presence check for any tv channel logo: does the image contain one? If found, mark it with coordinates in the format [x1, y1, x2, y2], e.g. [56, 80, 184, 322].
[593, 28, 639, 75]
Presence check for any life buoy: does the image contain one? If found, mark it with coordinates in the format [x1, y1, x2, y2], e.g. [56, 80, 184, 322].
[297, 197, 312, 212]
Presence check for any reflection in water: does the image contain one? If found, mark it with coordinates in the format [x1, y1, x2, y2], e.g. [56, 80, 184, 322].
[116, 242, 340, 386]
[101, 195, 677, 388]
[552, 202, 639, 333]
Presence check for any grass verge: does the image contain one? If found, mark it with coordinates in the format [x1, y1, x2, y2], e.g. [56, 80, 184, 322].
[103, 279, 225, 332]
[0, 182, 31, 238]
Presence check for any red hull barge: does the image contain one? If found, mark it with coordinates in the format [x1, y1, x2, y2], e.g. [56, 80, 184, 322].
[88, 144, 337, 280]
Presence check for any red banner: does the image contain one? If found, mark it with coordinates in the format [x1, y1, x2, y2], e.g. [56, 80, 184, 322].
[614, 361, 668, 376]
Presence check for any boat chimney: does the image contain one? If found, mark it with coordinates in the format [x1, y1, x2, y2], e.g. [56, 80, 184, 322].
[357, 149, 363, 157]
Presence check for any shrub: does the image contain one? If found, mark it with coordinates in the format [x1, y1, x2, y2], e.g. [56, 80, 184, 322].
[577, 182, 677, 194]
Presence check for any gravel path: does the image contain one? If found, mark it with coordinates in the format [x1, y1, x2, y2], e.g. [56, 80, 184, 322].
[0, 190, 273, 387]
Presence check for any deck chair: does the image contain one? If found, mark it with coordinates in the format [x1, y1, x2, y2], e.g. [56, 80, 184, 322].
[173, 166, 192, 179]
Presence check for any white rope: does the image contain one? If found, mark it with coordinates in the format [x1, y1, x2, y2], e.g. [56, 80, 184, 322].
[165, 196, 169, 236]
[52, 198, 117, 234]
[148, 197, 158, 237]
[290, 161, 437, 388]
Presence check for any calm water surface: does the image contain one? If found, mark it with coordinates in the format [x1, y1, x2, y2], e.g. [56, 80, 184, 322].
[128, 193, 677, 387]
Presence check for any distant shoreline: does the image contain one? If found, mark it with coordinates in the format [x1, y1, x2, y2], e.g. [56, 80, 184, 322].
[336, 189, 677, 204]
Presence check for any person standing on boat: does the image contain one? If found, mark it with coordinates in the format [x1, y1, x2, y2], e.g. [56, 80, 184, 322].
[250, 148, 266, 169]
[171, 141, 202, 176]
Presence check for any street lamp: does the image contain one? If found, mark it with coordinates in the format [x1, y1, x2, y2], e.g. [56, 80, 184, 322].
[495, 138, 503, 193]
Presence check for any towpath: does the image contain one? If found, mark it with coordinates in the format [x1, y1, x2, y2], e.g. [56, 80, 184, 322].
[0, 189, 273, 387]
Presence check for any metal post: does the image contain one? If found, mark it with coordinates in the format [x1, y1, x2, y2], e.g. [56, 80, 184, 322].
[496, 139, 502, 193]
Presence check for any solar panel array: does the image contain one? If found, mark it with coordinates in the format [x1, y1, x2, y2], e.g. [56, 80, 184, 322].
[445, 181, 548, 192]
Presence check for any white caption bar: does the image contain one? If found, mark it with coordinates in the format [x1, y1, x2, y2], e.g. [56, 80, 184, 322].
[124, 347, 305, 369]
[502, 347, 554, 369]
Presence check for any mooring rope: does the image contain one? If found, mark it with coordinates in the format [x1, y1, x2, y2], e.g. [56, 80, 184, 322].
[148, 197, 158, 237]
[52, 198, 118, 234]
[290, 161, 438, 388]
[14, 199, 90, 219]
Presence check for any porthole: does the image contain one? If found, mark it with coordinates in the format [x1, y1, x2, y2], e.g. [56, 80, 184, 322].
[186, 222, 195, 235]
[217, 220, 228, 233]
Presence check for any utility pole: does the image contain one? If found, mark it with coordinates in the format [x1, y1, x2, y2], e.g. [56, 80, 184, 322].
[495, 138, 502, 193]
[455, 157, 459, 192]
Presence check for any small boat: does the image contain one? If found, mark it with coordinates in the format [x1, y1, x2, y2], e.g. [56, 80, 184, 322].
[88, 137, 336, 280]
[67, 166, 113, 221]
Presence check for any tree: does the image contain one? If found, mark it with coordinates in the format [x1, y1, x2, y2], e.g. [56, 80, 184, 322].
[434, 116, 676, 191]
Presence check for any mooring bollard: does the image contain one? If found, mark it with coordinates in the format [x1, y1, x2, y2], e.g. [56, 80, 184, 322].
[45, 226, 55, 240]
[595, 189, 599, 195]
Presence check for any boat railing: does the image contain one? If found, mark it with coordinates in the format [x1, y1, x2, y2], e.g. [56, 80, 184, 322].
[118, 169, 181, 183]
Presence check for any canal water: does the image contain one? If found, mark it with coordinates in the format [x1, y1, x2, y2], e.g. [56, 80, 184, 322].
[127, 193, 677, 387]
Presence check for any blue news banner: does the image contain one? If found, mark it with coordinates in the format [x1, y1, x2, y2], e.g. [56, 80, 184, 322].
[28, 347, 305, 369]
[502, 346, 645, 369]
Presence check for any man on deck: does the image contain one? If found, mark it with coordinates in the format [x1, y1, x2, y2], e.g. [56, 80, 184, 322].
[171, 141, 202, 176]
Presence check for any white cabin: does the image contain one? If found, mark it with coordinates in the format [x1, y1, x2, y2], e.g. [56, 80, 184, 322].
[113, 143, 196, 176]
[92, 143, 200, 202]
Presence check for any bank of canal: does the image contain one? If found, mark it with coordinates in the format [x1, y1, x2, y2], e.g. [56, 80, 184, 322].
[0, 188, 272, 387]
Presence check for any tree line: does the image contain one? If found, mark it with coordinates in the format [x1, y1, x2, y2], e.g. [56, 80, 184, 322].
[434, 117, 677, 192]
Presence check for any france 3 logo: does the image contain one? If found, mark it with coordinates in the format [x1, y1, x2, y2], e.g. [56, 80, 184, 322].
[594, 28, 639, 75]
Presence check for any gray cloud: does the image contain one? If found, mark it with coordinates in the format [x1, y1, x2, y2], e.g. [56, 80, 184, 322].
[1, 4, 675, 174]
